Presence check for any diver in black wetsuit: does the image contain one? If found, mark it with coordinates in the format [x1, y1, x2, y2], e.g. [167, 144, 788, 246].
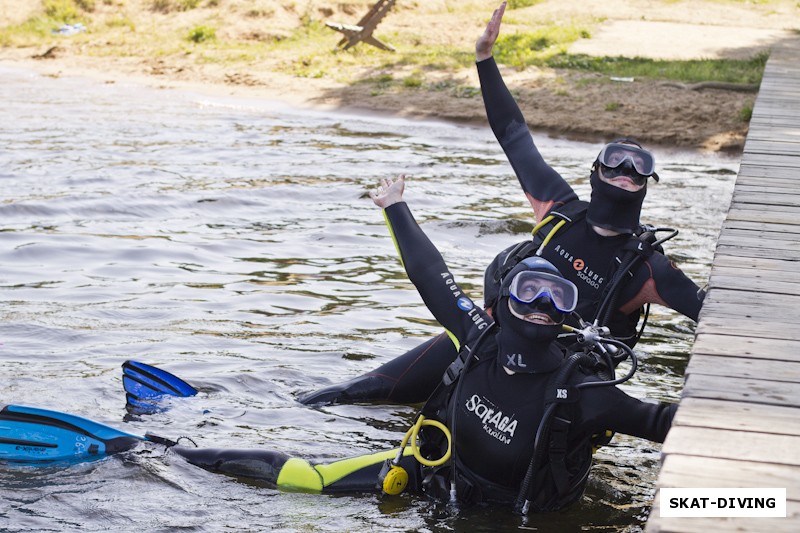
[299, 2, 705, 406]
[173, 176, 676, 512]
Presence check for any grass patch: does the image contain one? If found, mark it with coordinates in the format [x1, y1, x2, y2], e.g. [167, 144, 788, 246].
[739, 102, 754, 122]
[545, 53, 769, 84]
[403, 72, 424, 88]
[43, 0, 83, 21]
[151, 0, 201, 12]
[494, 25, 591, 68]
[0, 0, 91, 45]
[186, 25, 216, 43]
[507, 0, 546, 8]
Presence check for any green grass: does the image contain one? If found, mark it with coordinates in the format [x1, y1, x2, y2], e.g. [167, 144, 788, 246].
[507, 0, 546, 8]
[545, 53, 769, 84]
[491, 23, 767, 86]
[739, 102, 754, 121]
[494, 25, 592, 67]
[186, 25, 216, 43]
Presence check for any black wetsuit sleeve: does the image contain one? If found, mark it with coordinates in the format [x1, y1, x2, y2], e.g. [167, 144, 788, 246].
[477, 57, 577, 211]
[581, 385, 677, 443]
[383, 202, 492, 348]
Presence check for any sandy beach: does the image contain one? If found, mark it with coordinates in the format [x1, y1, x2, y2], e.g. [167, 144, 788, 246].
[2, 0, 798, 152]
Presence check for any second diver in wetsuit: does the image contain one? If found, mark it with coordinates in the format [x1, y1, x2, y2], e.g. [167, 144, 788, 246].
[300, 2, 705, 406]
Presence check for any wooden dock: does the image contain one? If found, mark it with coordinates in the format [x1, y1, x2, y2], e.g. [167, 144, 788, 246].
[646, 39, 800, 531]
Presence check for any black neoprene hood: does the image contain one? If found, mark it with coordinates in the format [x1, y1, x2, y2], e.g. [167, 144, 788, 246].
[585, 168, 647, 234]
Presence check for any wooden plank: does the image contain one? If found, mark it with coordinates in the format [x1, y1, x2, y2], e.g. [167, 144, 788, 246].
[737, 165, 800, 180]
[702, 287, 800, 309]
[734, 184, 800, 196]
[693, 333, 800, 362]
[709, 265, 800, 284]
[708, 274, 800, 296]
[711, 254, 799, 272]
[721, 220, 800, 235]
[727, 201, 800, 214]
[733, 178, 800, 190]
[752, 102, 800, 113]
[731, 191, 800, 207]
[686, 355, 800, 383]
[737, 154, 800, 169]
[714, 243, 800, 260]
[696, 317, 800, 342]
[673, 397, 800, 436]
[683, 373, 800, 407]
[657, 455, 800, 494]
[661, 426, 800, 465]
[717, 230, 800, 246]
[702, 297, 800, 317]
[749, 100, 800, 110]
[716, 234, 800, 250]
[749, 114, 800, 124]
[744, 142, 800, 156]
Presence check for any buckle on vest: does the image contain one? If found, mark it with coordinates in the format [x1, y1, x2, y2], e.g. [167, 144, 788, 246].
[443, 356, 465, 386]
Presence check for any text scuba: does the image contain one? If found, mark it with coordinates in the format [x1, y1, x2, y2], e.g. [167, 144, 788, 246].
[465, 394, 518, 444]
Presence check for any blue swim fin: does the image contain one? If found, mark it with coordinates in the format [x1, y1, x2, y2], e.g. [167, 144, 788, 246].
[0, 404, 150, 463]
[122, 360, 197, 415]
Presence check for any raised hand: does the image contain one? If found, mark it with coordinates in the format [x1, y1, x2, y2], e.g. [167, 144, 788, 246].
[476, 1, 507, 62]
[369, 175, 406, 208]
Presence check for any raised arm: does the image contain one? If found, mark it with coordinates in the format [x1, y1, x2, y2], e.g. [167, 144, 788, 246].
[371, 177, 492, 349]
[476, 3, 577, 220]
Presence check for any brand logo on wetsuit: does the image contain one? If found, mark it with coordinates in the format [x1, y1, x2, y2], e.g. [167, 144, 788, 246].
[553, 244, 604, 290]
[465, 394, 518, 444]
[442, 273, 488, 330]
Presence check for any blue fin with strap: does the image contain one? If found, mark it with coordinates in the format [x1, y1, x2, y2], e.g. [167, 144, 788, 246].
[0, 404, 151, 463]
[122, 360, 198, 415]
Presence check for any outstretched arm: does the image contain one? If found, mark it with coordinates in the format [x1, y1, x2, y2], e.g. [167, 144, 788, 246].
[372, 177, 492, 349]
[476, 4, 577, 220]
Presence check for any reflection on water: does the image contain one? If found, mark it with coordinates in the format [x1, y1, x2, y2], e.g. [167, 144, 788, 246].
[0, 65, 737, 532]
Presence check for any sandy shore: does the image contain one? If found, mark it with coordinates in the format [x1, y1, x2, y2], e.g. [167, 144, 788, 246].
[2, 0, 798, 153]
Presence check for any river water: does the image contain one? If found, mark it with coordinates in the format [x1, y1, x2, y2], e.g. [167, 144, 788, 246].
[0, 65, 737, 532]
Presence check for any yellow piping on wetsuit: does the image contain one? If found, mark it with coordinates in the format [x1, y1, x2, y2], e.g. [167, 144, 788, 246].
[383, 209, 405, 270]
[383, 209, 461, 353]
[275, 458, 324, 491]
[275, 449, 415, 491]
[314, 447, 414, 487]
